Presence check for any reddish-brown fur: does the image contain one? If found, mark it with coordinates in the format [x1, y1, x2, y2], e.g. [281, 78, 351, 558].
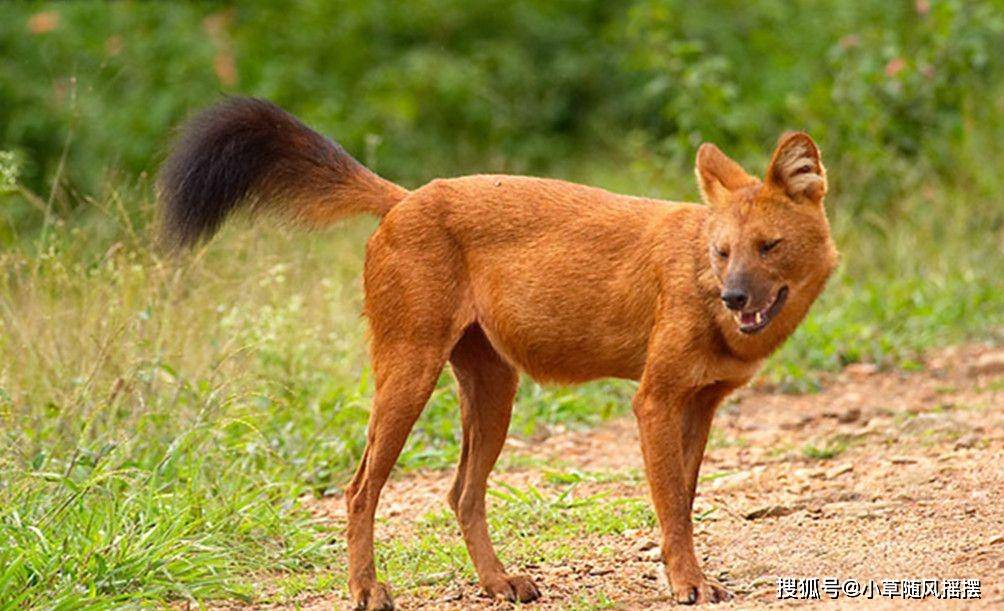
[159, 100, 838, 608]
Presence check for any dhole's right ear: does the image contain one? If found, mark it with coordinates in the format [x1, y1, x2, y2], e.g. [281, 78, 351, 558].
[695, 143, 756, 207]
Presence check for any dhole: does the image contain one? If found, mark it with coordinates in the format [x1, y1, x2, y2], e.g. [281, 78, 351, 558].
[159, 97, 838, 608]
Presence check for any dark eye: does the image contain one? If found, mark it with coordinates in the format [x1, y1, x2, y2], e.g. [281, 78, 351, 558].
[759, 238, 782, 256]
[715, 245, 729, 259]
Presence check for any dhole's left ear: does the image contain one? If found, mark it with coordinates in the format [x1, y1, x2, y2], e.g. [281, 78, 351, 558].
[695, 143, 757, 206]
[765, 132, 827, 204]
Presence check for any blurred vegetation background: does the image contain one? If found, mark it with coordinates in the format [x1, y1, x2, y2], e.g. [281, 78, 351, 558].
[3, 0, 1004, 229]
[1, 0, 1003, 607]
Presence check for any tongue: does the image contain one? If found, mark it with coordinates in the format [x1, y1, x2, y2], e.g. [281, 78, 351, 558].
[740, 312, 758, 326]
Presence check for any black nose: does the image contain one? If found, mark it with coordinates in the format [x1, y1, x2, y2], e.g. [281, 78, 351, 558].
[721, 288, 748, 310]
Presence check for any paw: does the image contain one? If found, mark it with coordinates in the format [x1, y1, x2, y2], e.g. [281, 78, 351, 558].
[351, 581, 395, 610]
[672, 576, 732, 605]
[485, 573, 542, 603]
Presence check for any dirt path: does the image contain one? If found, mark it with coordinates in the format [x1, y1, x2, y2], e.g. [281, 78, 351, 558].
[300, 344, 1004, 609]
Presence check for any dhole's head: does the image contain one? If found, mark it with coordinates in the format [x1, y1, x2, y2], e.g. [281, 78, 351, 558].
[696, 132, 838, 336]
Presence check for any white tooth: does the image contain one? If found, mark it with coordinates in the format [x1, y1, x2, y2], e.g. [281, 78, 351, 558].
[755, 311, 763, 325]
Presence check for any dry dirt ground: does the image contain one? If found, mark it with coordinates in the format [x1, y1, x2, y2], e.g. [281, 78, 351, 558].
[285, 344, 1004, 609]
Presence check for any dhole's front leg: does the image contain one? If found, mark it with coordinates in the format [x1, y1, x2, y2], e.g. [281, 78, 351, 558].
[682, 383, 734, 509]
[632, 383, 732, 605]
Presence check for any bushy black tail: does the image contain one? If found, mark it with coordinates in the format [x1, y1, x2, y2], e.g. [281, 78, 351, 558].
[157, 97, 407, 247]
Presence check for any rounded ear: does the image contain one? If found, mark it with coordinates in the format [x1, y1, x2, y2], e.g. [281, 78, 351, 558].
[695, 143, 757, 206]
[765, 132, 827, 204]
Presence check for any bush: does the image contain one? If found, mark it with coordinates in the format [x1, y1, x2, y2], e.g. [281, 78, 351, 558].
[2, 0, 1003, 241]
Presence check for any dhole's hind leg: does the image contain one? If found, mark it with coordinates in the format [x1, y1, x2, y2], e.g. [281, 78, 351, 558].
[447, 325, 540, 603]
[344, 345, 448, 610]
[346, 211, 475, 609]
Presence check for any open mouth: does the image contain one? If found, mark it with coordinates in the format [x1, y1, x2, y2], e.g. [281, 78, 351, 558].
[731, 286, 789, 334]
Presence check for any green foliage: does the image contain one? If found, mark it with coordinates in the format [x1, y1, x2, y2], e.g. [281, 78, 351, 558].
[2, 1, 1003, 233]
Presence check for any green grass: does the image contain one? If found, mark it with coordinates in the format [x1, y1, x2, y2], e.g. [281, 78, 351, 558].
[302, 480, 657, 606]
[801, 439, 850, 461]
[1, 160, 1002, 606]
[986, 377, 1004, 393]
